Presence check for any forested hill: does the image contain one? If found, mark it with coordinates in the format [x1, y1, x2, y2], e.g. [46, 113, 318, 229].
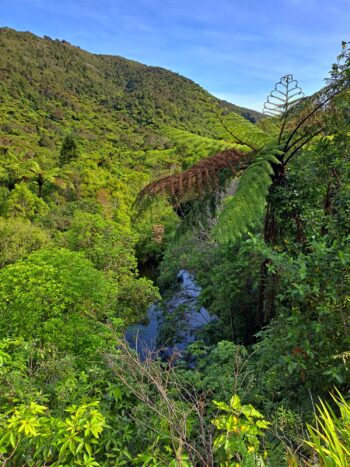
[0, 27, 260, 153]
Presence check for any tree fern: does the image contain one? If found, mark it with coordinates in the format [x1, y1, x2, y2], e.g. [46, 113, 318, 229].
[263, 74, 304, 117]
[162, 125, 242, 155]
[137, 42, 350, 249]
[138, 148, 251, 206]
[208, 107, 273, 150]
[137, 43, 350, 329]
[137, 113, 266, 206]
[213, 152, 281, 243]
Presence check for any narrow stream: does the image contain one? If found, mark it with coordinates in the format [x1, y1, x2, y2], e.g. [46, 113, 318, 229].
[125, 270, 213, 360]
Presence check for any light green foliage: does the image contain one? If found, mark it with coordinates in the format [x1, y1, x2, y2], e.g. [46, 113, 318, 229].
[28, 158, 65, 198]
[213, 152, 280, 243]
[0, 27, 260, 163]
[0, 248, 117, 352]
[0, 151, 35, 191]
[0, 217, 50, 267]
[212, 394, 270, 466]
[0, 25, 349, 466]
[134, 197, 179, 264]
[0, 337, 140, 465]
[163, 126, 234, 159]
[60, 211, 136, 273]
[3, 182, 49, 219]
[58, 212, 160, 320]
[307, 390, 350, 466]
[209, 107, 273, 150]
[0, 401, 105, 466]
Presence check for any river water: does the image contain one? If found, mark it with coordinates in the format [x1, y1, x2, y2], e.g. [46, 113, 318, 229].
[125, 270, 213, 360]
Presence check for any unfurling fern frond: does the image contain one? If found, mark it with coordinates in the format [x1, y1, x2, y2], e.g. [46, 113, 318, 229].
[265, 50, 350, 159]
[137, 148, 251, 206]
[213, 152, 281, 243]
[263, 74, 304, 117]
[208, 109, 273, 150]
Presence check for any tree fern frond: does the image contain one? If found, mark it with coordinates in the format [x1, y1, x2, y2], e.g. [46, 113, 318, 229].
[213, 155, 277, 243]
[263, 74, 304, 117]
[137, 148, 251, 206]
[163, 126, 234, 155]
[208, 109, 273, 150]
[136, 45, 350, 244]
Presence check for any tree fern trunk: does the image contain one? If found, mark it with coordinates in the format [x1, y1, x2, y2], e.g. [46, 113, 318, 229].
[38, 174, 44, 198]
[321, 167, 341, 235]
[257, 173, 281, 327]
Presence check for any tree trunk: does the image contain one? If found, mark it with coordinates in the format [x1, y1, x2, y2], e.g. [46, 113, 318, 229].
[257, 198, 278, 327]
[256, 164, 283, 327]
[38, 174, 44, 198]
[321, 167, 340, 235]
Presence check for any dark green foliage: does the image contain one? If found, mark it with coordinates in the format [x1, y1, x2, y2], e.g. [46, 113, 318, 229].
[59, 133, 79, 165]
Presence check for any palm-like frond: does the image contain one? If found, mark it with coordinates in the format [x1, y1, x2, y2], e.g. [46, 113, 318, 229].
[137, 114, 276, 240]
[138, 111, 271, 206]
[213, 152, 280, 243]
[209, 109, 273, 150]
[138, 148, 251, 206]
[163, 126, 237, 155]
[137, 44, 350, 245]
[263, 74, 304, 117]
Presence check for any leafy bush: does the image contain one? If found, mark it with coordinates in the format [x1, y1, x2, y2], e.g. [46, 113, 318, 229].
[4, 183, 49, 219]
[212, 394, 270, 466]
[0, 248, 117, 354]
[0, 217, 50, 267]
[0, 401, 105, 466]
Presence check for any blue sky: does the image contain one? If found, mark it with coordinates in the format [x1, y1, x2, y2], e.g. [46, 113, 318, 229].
[0, 0, 348, 110]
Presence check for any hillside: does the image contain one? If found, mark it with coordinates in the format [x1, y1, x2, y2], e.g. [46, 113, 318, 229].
[0, 24, 349, 466]
[0, 27, 261, 158]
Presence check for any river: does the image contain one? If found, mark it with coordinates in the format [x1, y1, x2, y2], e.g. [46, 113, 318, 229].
[125, 270, 213, 360]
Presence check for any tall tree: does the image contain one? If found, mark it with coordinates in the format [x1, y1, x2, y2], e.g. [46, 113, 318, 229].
[59, 133, 79, 166]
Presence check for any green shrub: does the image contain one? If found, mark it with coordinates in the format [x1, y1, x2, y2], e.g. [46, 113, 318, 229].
[0, 218, 50, 267]
[212, 394, 270, 466]
[0, 248, 117, 354]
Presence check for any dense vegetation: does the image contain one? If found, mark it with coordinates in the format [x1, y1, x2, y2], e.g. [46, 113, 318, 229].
[0, 27, 349, 466]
